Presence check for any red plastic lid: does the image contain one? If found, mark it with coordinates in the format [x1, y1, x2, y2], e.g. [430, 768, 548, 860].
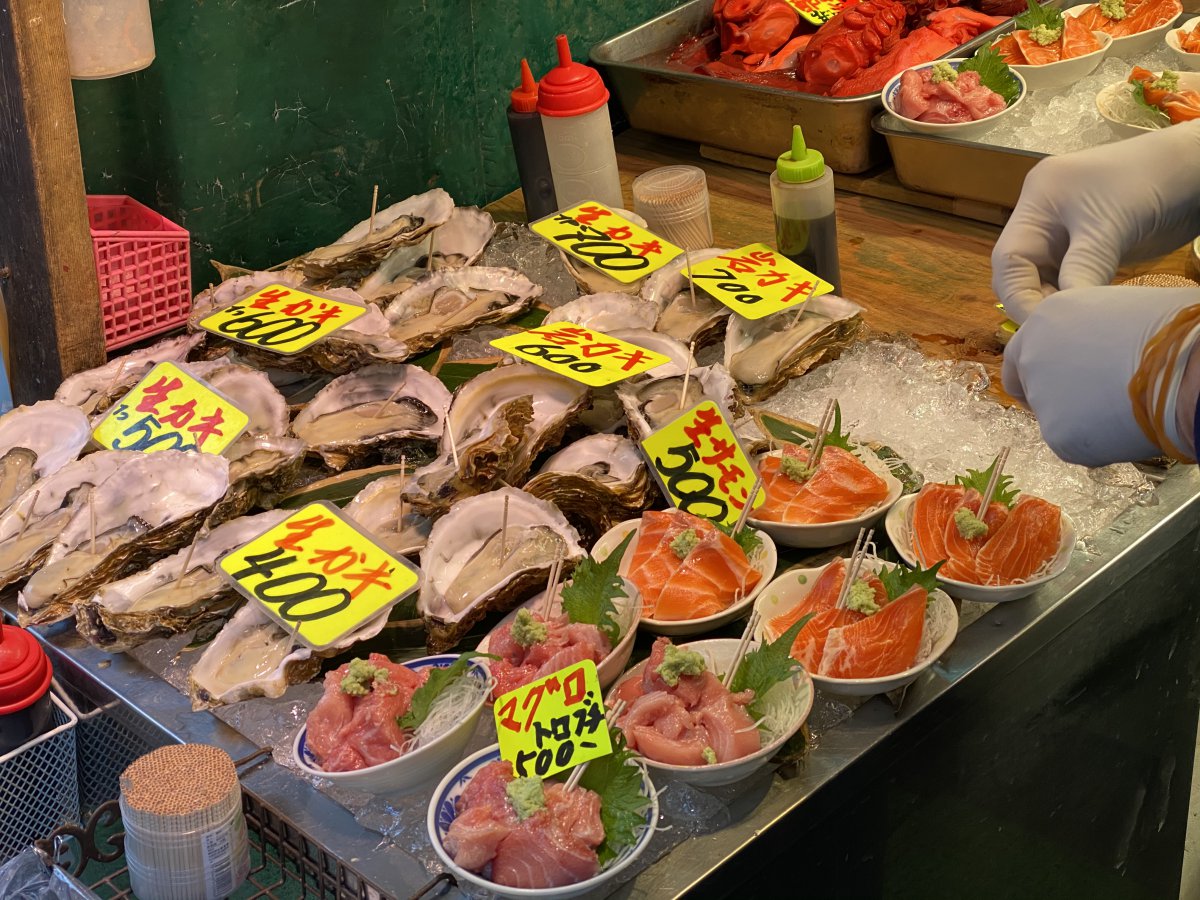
[511, 59, 540, 114]
[536, 35, 610, 118]
[0, 624, 52, 715]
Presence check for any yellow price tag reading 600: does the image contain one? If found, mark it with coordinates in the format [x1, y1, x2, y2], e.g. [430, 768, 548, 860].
[530, 202, 683, 284]
[92, 362, 249, 456]
[494, 659, 612, 780]
[490, 322, 669, 387]
[684, 243, 835, 321]
[218, 502, 420, 650]
[199, 283, 367, 355]
[640, 400, 766, 527]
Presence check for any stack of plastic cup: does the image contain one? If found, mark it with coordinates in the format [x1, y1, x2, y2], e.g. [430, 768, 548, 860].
[632, 166, 714, 251]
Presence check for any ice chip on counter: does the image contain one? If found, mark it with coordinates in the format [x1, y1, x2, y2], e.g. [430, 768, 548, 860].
[478, 221, 580, 308]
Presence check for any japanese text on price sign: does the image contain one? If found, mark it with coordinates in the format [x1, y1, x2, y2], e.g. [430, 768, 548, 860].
[784, 0, 843, 24]
[198, 284, 367, 355]
[684, 243, 834, 320]
[218, 502, 420, 650]
[529, 202, 683, 284]
[92, 362, 249, 455]
[494, 659, 612, 779]
[490, 322, 669, 387]
[640, 400, 766, 526]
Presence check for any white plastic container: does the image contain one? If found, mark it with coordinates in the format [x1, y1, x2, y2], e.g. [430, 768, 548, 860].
[63, 0, 156, 79]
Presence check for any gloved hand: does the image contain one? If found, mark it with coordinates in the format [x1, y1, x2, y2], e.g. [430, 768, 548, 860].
[992, 121, 1200, 325]
[1003, 285, 1200, 467]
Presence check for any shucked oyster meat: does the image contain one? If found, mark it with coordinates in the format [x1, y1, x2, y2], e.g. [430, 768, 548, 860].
[642, 248, 733, 349]
[344, 473, 432, 557]
[0, 400, 92, 515]
[554, 292, 659, 333]
[617, 363, 737, 441]
[56, 333, 206, 415]
[418, 487, 586, 651]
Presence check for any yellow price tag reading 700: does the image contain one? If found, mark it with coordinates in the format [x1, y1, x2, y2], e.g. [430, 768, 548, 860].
[199, 283, 367, 355]
[640, 400, 766, 527]
[92, 362, 249, 456]
[494, 659, 612, 780]
[530, 202, 683, 284]
[684, 243, 834, 320]
[218, 502, 421, 650]
[490, 321, 669, 387]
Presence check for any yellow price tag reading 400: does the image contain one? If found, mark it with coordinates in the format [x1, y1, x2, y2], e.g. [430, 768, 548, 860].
[494, 659, 612, 780]
[199, 283, 368, 355]
[530, 202, 683, 284]
[218, 502, 421, 650]
[640, 400, 766, 527]
[490, 321, 669, 387]
[684, 243, 835, 321]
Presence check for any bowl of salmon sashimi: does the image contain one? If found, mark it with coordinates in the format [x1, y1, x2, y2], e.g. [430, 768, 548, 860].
[592, 510, 777, 636]
[608, 636, 813, 787]
[995, 1, 1112, 90]
[884, 457, 1076, 604]
[1064, 0, 1183, 58]
[754, 557, 959, 697]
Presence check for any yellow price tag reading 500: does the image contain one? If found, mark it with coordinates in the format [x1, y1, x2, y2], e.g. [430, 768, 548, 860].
[92, 362, 249, 456]
[199, 283, 367, 355]
[490, 322, 669, 387]
[530, 202, 683, 284]
[494, 659, 613, 780]
[218, 502, 420, 650]
[684, 243, 834, 320]
[640, 400, 766, 527]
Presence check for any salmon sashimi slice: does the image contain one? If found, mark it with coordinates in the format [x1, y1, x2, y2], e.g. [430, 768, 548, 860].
[791, 607, 863, 670]
[1130, 66, 1171, 105]
[626, 511, 718, 615]
[911, 483, 965, 567]
[651, 528, 760, 621]
[819, 585, 928, 679]
[754, 446, 889, 525]
[1181, 23, 1200, 52]
[767, 558, 846, 638]
[1163, 90, 1200, 124]
[994, 33, 1026, 63]
[975, 496, 1062, 585]
[1071, 4, 1108, 31]
[1109, 0, 1180, 36]
[1060, 14, 1103, 57]
[1014, 30, 1061, 64]
[942, 490, 1011, 565]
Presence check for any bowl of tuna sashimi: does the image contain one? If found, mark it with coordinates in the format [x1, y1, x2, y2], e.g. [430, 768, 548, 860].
[883, 49, 1027, 139]
[428, 741, 657, 898]
[294, 652, 492, 794]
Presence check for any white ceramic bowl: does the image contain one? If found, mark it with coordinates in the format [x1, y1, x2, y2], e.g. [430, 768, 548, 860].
[752, 558, 959, 697]
[476, 578, 641, 691]
[882, 58, 1028, 139]
[428, 743, 658, 899]
[884, 494, 1076, 603]
[1166, 15, 1200, 71]
[1008, 31, 1112, 90]
[606, 638, 813, 787]
[1064, 1, 1183, 58]
[591, 517, 777, 636]
[293, 655, 490, 794]
[1096, 70, 1200, 137]
[746, 449, 904, 549]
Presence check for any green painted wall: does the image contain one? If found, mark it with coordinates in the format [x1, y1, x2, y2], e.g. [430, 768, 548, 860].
[72, 0, 679, 287]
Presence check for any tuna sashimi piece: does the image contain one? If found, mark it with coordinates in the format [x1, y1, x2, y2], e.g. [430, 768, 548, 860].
[445, 805, 513, 871]
[652, 529, 759, 621]
[487, 613, 611, 699]
[630, 723, 711, 765]
[1060, 15, 1103, 57]
[544, 783, 605, 848]
[754, 446, 889, 525]
[819, 586, 928, 679]
[790, 606, 863, 669]
[697, 690, 760, 762]
[1014, 30, 1061, 65]
[912, 483, 966, 567]
[346, 687, 412, 767]
[491, 817, 600, 889]
[458, 760, 515, 816]
[306, 669, 356, 764]
[491, 661, 539, 698]
[975, 496, 1062, 585]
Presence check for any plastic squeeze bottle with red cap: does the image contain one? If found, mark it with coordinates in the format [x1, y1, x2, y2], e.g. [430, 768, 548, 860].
[507, 59, 558, 222]
[0, 623, 54, 754]
[536, 35, 623, 210]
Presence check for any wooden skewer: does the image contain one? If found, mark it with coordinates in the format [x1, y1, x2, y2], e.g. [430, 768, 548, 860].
[678, 340, 696, 410]
[541, 549, 565, 619]
[396, 456, 408, 527]
[372, 380, 407, 419]
[723, 610, 761, 688]
[426, 230, 437, 272]
[733, 472, 763, 535]
[499, 494, 510, 560]
[446, 419, 461, 469]
[979, 447, 1011, 512]
[15, 489, 39, 541]
[684, 250, 698, 308]
[786, 279, 820, 328]
[565, 699, 628, 791]
[88, 494, 97, 557]
[834, 528, 876, 610]
[368, 184, 379, 236]
[173, 535, 201, 592]
[808, 399, 838, 468]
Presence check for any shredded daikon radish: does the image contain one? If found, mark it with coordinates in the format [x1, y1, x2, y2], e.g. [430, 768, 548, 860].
[410, 666, 490, 750]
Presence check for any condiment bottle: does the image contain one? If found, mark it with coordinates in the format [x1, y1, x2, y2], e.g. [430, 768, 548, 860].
[771, 124, 842, 296]
[0, 623, 54, 755]
[507, 59, 558, 222]
[536, 34, 623, 211]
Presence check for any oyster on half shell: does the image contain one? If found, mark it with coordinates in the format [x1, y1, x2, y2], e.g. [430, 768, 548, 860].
[344, 473, 431, 557]
[190, 270, 305, 320]
[554, 293, 659, 333]
[0, 401, 92, 515]
[617, 364, 737, 441]
[56, 333, 206, 415]
[419, 488, 585, 651]
[559, 208, 651, 296]
[642, 248, 733, 348]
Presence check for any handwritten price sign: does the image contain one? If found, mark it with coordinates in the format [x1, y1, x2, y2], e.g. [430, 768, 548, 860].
[198, 283, 367, 355]
[530, 202, 683, 284]
[490, 322, 669, 387]
[640, 400, 766, 526]
[92, 362, 249, 456]
[494, 659, 612, 780]
[684, 243, 834, 320]
[784, 0, 843, 24]
[218, 502, 420, 650]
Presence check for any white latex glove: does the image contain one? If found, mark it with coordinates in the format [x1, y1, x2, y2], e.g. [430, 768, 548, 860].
[1002, 285, 1200, 467]
[992, 121, 1200, 324]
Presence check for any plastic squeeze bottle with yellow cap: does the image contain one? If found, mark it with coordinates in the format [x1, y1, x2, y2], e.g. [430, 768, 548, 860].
[771, 124, 842, 295]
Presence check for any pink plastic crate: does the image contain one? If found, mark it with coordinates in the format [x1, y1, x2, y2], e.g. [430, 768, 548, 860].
[87, 195, 191, 351]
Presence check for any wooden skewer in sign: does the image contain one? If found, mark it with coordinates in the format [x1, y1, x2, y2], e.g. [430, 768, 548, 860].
[980, 446, 1012, 513]
[678, 340, 696, 410]
[732, 472, 763, 535]
[723, 610, 761, 688]
[15, 489, 39, 541]
[808, 399, 838, 468]
[564, 698, 628, 792]
[368, 184, 379, 236]
[834, 528, 875, 610]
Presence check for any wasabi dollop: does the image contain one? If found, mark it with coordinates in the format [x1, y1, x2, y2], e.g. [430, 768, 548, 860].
[512, 608, 548, 647]
[656, 644, 707, 686]
[781, 455, 815, 483]
[1030, 23, 1062, 45]
[1099, 0, 1126, 20]
[953, 506, 989, 540]
[505, 776, 546, 821]
[930, 61, 959, 84]
[702, 747, 718, 765]
[845, 580, 881, 616]
[670, 528, 700, 560]
[340, 658, 389, 696]
[1154, 70, 1180, 92]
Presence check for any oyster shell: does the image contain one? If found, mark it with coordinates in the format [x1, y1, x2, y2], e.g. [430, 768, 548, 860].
[554, 293, 658, 333]
[291, 364, 451, 470]
[190, 270, 305, 319]
[18, 451, 231, 626]
[0, 401, 91, 514]
[418, 487, 585, 651]
[724, 295, 865, 402]
[617, 364, 738, 441]
[523, 435, 653, 545]
[56, 334, 206, 415]
[641, 248, 731, 347]
[74, 510, 291, 652]
[344, 473, 432, 557]
[219, 434, 307, 520]
[184, 360, 290, 437]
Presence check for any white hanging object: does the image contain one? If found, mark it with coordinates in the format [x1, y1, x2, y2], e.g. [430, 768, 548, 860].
[63, 0, 156, 80]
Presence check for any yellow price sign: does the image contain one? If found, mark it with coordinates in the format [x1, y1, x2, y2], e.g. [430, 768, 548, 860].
[218, 502, 421, 650]
[784, 0, 844, 24]
[198, 283, 368, 355]
[92, 362, 249, 455]
[684, 243, 834, 320]
[494, 659, 612, 780]
[530, 202, 683, 284]
[640, 400, 766, 527]
[490, 321, 669, 387]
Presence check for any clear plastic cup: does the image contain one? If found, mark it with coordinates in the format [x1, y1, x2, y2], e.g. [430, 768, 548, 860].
[632, 166, 714, 251]
[63, 0, 156, 79]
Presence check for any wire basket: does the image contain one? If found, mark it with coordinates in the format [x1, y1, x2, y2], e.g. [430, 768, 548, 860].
[0, 690, 80, 863]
